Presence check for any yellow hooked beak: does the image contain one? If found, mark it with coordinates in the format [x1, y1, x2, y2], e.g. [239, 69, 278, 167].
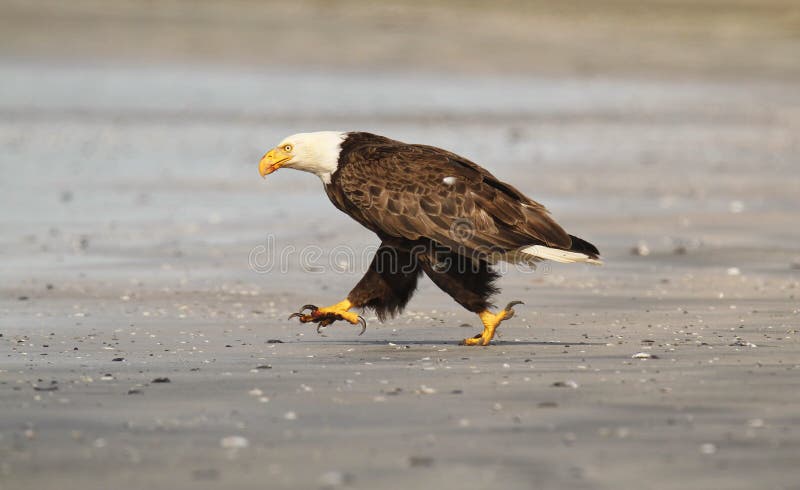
[259, 147, 292, 178]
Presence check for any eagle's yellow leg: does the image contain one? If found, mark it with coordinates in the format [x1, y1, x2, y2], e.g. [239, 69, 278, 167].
[315, 299, 360, 324]
[461, 301, 523, 346]
[288, 299, 367, 335]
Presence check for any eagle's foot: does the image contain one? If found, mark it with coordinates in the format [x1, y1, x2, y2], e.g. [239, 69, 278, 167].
[460, 300, 523, 346]
[288, 299, 366, 335]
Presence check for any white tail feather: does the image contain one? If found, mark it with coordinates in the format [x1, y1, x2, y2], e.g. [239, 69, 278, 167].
[521, 245, 603, 265]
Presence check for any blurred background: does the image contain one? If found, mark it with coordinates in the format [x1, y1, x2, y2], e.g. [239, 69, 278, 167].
[1, 0, 799, 280]
[1, 2, 799, 489]
[3, 0, 800, 75]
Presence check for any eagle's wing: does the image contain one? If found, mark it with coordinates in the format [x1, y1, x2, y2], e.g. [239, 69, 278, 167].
[335, 143, 572, 260]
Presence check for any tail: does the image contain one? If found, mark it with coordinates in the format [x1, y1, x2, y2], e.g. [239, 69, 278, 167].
[521, 235, 602, 265]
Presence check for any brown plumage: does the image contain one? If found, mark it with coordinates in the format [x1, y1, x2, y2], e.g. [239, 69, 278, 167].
[260, 131, 601, 344]
[327, 132, 577, 263]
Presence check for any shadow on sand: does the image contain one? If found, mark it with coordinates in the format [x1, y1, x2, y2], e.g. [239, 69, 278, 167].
[284, 339, 606, 346]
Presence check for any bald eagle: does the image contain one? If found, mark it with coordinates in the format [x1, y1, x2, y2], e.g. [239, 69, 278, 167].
[259, 132, 601, 345]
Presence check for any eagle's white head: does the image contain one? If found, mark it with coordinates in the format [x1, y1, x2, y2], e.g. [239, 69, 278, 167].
[259, 131, 346, 184]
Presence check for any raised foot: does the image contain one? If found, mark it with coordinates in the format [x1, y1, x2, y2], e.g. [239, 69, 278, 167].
[288, 300, 366, 335]
[460, 300, 523, 346]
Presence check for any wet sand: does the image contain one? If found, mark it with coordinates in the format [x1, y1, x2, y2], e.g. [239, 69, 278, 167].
[2, 2, 800, 489]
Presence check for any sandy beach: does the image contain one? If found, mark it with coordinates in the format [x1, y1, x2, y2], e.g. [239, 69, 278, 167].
[1, 1, 799, 489]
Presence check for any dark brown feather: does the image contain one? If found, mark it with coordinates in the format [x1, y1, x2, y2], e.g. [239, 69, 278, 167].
[326, 132, 575, 261]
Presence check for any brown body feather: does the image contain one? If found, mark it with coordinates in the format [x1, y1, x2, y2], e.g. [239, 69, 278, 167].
[327, 132, 589, 258]
[324, 132, 599, 318]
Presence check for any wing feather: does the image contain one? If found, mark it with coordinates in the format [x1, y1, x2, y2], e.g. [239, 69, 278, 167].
[334, 137, 571, 261]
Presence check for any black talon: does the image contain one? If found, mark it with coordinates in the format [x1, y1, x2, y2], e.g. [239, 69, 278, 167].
[503, 300, 524, 320]
[288, 303, 365, 337]
[289, 304, 319, 321]
[505, 300, 524, 310]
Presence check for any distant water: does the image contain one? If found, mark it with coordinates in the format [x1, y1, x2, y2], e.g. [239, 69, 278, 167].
[1, 61, 797, 256]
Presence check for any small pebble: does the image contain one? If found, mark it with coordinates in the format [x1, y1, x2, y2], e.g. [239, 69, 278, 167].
[33, 385, 58, 392]
[552, 380, 579, 388]
[631, 242, 650, 256]
[730, 340, 757, 348]
[318, 471, 352, 487]
[700, 443, 717, 455]
[220, 436, 249, 449]
[408, 455, 435, 467]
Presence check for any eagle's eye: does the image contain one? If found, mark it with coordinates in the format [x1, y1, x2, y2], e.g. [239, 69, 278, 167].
[283, 144, 293, 152]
